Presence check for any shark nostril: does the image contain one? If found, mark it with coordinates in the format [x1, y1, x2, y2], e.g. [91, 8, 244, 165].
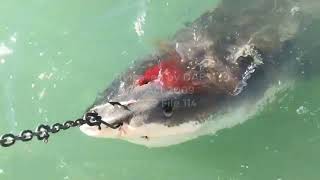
[141, 136, 149, 140]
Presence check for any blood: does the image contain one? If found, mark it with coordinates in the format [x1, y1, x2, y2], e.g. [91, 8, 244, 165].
[137, 51, 200, 91]
[136, 63, 161, 86]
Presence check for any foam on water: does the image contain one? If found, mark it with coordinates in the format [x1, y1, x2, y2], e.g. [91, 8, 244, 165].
[134, 12, 146, 37]
[0, 43, 12, 64]
[134, 0, 149, 37]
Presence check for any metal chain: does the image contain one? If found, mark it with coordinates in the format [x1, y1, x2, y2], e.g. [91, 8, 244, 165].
[0, 112, 122, 148]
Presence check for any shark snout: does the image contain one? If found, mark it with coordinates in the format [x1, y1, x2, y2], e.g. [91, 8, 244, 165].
[92, 102, 134, 125]
[80, 101, 134, 138]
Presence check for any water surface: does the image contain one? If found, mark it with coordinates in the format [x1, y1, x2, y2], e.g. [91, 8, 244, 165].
[0, 0, 320, 180]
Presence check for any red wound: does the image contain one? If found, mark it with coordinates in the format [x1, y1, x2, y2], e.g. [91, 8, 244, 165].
[137, 51, 201, 92]
[137, 65, 160, 86]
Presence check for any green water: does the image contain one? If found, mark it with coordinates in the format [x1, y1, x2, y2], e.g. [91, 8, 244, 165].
[1, 0, 320, 180]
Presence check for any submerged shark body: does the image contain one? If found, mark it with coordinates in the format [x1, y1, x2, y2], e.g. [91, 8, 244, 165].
[80, 0, 317, 147]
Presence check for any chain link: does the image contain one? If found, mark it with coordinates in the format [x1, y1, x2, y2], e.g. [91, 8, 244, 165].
[0, 112, 122, 148]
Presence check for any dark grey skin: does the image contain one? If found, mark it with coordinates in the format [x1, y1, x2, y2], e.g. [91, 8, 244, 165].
[80, 0, 317, 147]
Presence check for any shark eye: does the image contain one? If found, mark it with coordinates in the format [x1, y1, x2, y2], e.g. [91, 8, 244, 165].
[162, 101, 174, 118]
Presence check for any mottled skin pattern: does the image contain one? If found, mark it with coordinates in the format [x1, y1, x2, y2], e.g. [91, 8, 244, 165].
[80, 0, 314, 146]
